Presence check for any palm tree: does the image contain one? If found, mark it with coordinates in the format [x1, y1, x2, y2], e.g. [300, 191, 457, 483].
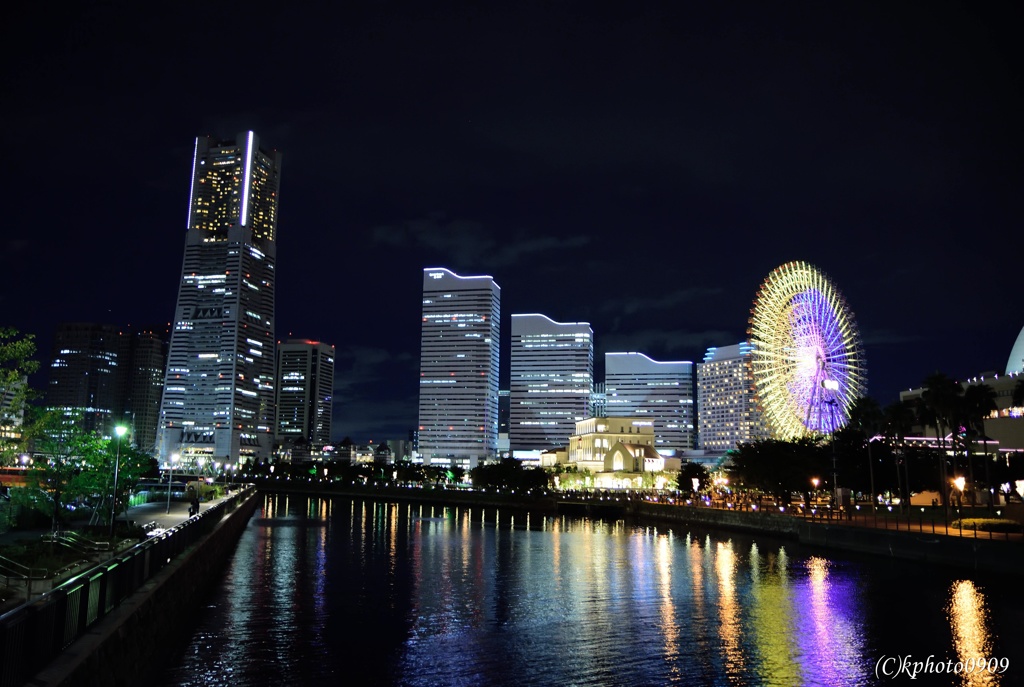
[963, 383, 998, 502]
[884, 400, 916, 508]
[1013, 378, 1024, 408]
[920, 372, 963, 508]
[848, 396, 883, 507]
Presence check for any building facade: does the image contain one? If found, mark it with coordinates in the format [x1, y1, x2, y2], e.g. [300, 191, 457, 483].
[275, 339, 335, 459]
[46, 323, 167, 449]
[47, 323, 125, 436]
[157, 131, 281, 467]
[604, 352, 694, 455]
[509, 314, 593, 453]
[697, 342, 768, 452]
[121, 327, 168, 453]
[417, 268, 500, 469]
[567, 417, 656, 473]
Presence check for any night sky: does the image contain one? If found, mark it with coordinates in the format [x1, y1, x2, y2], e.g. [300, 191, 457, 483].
[4, 2, 1021, 443]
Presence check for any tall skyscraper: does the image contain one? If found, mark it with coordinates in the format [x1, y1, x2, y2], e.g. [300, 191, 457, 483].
[605, 352, 694, 455]
[47, 323, 125, 436]
[697, 342, 768, 452]
[157, 131, 281, 467]
[417, 268, 500, 469]
[275, 339, 335, 457]
[121, 327, 169, 454]
[509, 314, 593, 453]
[46, 323, 167, 448]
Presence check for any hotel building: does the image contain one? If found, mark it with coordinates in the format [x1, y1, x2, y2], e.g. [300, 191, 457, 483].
[604, 352, 694, 455]
[157, 131, 281, 467]
[509, 314, 593, 454]
[417, 268, 500, 469]
[697, 342, 768, 452]
[275, 339, 335, 459]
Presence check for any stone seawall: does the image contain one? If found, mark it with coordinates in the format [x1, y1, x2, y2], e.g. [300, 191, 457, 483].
[637, 502, 1024, 575]
[29, 492, 260, 687]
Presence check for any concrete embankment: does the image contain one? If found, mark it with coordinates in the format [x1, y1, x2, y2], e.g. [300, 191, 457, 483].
[636, 502, 1024, 575]
[28, 492, 259, 687]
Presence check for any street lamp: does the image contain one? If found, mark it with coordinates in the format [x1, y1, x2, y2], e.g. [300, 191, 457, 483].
[166, 453, 179, 514]
[953, 476, 966, 507]
[109, 425, 128, 537]
[811, 477, 820, 504]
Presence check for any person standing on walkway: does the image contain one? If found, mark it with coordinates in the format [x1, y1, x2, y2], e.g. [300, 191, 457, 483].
[185, 482, 200, 517]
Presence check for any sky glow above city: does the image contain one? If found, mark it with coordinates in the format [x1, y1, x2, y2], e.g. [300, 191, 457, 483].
[3, 2, 1021, 442]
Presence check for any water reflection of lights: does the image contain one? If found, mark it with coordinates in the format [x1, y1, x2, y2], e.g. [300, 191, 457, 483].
[948, 580, 999, 687]
[749, 543, 801, 685]
[797, 556, 866, 685]
[656, 534, 680, 679]
[716, 541, 745, 674]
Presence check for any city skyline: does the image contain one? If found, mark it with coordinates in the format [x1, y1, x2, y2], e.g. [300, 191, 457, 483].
[4, 2, 1022, 443]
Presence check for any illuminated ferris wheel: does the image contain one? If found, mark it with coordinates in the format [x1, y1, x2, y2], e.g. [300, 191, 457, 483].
[748, 261, 867, 439]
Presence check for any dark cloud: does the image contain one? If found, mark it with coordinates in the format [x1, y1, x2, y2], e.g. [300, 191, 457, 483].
[371, 215, 591, 270]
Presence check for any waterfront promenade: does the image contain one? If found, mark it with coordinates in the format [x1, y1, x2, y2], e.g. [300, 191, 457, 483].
[0, 489, 256, 687]
[0, 493, 230, 612]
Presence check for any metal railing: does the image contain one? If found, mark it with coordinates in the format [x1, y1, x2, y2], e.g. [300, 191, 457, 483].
[0, 556, 47, 606]
[0, 486, 254, 687]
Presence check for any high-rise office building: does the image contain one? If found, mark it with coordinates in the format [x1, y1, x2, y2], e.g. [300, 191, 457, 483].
[121, 327, 169, 453]
[417, 267, 500, 469]
[157, 131, 281, 467]
[509, 314, 593, 452]
[275, 339, 335, 455]
[46, 323, 167, 448]
[605, 352, 694, 455]
[47, 323, 125, 436]
[696, 342, 767, 452]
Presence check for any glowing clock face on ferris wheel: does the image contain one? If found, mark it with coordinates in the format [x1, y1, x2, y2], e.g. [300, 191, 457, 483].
[748, 261, 867, 439]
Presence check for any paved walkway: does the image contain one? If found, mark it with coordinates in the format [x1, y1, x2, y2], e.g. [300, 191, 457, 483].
[0, 495, 230, 612]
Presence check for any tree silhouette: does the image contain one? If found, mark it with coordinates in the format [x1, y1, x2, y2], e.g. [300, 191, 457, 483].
[920, 372, 962, 507]
[963, 383, 998, 497]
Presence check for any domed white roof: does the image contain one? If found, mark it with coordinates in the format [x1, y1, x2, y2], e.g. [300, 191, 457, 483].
[1008, 325, 1024, 374]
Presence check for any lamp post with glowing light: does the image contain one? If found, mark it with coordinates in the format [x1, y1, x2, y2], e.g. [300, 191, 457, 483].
[166, 453, 179, 514]
[953, 476, 966, 534]
[109, 425, 128, 537]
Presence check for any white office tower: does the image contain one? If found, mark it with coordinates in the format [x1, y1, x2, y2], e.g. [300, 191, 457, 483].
[417, 268, 501, 469]
[697, 342, 768, 452]
[510, 314, 593, 453]
[605, 352, 694, 455]
[158, 132, 281, 468]
[275, 340, 335, 450]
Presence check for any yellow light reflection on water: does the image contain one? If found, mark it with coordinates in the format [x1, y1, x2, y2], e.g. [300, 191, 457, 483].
[657, 534, 681, 680]
[749, 543, 801, 686]
[715, 541, 745, 675]
[948, 580, 999, 687]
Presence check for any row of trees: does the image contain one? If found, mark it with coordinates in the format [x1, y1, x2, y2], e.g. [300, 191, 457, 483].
[731, 372, 1024, 507]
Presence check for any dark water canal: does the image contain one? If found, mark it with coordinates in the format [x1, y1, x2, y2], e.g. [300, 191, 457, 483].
[157, 494, 1022, 686]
